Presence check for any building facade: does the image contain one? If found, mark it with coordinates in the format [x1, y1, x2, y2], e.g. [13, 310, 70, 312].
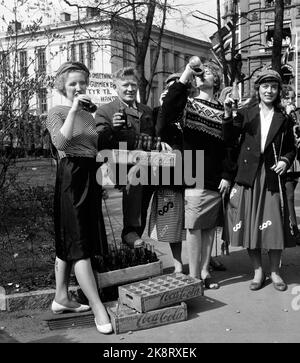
[0, 10, 212, 118]
[223, 0, 300, 104]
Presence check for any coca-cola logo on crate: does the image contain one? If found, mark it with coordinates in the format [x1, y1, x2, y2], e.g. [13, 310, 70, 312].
[160, 285, 201, 304]
[136, 307, 184, 328]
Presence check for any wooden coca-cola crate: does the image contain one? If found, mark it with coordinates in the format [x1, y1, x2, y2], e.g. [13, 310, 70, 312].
[106, 300, 187, 335]
[95, 260, 163, 289]
[118, 273, 203, 313]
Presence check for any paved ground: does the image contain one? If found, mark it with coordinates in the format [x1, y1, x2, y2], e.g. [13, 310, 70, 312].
[1, 186, 300, 345]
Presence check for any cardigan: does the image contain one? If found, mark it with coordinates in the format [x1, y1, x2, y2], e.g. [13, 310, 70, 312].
[222, 104, 296, 192]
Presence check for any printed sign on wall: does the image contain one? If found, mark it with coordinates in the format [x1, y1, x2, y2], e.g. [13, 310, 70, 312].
[87, 73, 118, 105]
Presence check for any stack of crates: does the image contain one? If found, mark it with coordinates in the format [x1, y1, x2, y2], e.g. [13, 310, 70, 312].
[106, 272, 203, 334]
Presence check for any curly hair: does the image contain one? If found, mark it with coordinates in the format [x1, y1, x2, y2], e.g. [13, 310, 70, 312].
[112, 67, 139, 82]
[202, 62, 222, 93]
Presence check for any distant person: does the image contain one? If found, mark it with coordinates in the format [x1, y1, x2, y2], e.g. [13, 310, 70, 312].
[96, 67, 154, 248]
[281, 85, 300, 245]
[46, 61, 112, 334]
[223, 69, 296, 291]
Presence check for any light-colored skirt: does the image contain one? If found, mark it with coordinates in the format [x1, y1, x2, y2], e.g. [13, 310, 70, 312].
[224, 164, 284, 250]
[184, 188, 222, 230]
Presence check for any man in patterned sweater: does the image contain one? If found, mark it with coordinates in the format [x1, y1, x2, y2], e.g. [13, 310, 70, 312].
[96, 67, 154, 248]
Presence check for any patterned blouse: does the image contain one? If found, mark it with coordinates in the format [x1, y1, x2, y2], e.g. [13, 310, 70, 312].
[46, 105, 98, 159]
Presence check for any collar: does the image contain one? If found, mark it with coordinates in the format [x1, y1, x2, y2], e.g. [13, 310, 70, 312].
[118, 98, 138, 110]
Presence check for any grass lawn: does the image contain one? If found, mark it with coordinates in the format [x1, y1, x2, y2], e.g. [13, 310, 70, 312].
[0, 157, 57, 294]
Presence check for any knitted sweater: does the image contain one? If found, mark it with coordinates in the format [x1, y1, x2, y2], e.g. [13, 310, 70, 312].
[160, 82, 236, 191]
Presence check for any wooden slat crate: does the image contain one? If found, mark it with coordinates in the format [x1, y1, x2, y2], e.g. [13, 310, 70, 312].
[118, 273, 203, 313]
[43, 310, 95, 330]
[96, 260, 163, 288]
[106, 300, 187, 335]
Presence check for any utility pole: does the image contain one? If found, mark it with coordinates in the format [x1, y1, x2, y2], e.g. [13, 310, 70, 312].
[217, 0, 229, 86]
[271, 0, 284, 73]
[230, 0, 239, 84]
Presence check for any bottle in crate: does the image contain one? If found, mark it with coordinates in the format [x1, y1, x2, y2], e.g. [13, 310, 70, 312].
[150, 245, 158, 262]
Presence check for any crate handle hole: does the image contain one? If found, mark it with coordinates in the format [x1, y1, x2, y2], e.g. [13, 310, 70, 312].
[126, 294, 133, 300]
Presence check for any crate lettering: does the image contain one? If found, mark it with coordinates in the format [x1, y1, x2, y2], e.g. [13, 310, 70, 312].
[160, 285, 201, 304]
[136, 307, 184, 328]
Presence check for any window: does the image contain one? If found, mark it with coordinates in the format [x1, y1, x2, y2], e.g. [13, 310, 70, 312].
[38, 88, 47, 114]
[87, 42, 93, 69]
[19, 51, 27, 77]
[21, 89, 29, 112]
[0, 51, 10, 78]
[37, 48, 46, 73]
[69, 42, 93, 67]
[86, 7, 100, 18]
[70, 43, 76, 62]
[266, 26, 291, 47]
[123, 41, 130, 67]
[174, 52, 180, 72]
[150, 46, 156, 73]
[162, 48, 169, 73]
[79, 43, 85, 64]
[265, 0, 291, 7]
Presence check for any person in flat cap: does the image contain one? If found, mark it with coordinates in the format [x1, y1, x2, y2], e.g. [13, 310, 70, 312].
[223, 68, 296, 292]
[46, 61, 112, 334]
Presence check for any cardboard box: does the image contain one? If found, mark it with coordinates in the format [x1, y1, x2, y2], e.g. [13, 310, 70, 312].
[106, 300, 187, 334]
[118, 273, 203, 313]
[95, 260, 163, 288]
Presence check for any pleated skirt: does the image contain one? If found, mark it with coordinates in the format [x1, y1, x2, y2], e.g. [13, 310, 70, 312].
[184, 188, 222, 230]
[224, 163, 285, 250]
[54, 156, 108, 261]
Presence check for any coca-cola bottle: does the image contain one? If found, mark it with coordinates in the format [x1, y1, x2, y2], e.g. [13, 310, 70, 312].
[155, 137, 162, 151]
[130, 248, 138, 267]
[147, 136, 152, 151]
[231, 80, 240, 112]
[145, 243, 152, 263]
[137, 135, 143, 149]
[188, 56, 203, 74]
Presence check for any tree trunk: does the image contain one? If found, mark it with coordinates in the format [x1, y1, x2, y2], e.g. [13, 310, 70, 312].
[272, 0, 284, 74]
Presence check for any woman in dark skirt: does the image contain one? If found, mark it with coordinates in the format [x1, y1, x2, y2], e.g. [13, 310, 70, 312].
[223, 69, 296, 292]
[46, 61, 112, 334]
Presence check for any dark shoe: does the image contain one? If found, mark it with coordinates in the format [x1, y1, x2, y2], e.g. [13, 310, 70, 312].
[209, 258, 226, 271]
[203, 277, 220, 289]
[249, 275, 266, 291]
[272, 281, 287, 292]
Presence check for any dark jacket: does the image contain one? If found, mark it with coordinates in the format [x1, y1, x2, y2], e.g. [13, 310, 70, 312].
[95, 98, 154, 150]
[160, 81, 236, 191]
[222, 104, 296, 192]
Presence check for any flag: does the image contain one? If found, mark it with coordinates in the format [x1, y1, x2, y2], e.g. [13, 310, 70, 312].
[210, 21, 234, 58]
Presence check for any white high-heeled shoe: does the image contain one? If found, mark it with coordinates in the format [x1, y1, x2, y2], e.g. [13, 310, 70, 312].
[94, 318, 113, 334]
[51, 300, 91, 314]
